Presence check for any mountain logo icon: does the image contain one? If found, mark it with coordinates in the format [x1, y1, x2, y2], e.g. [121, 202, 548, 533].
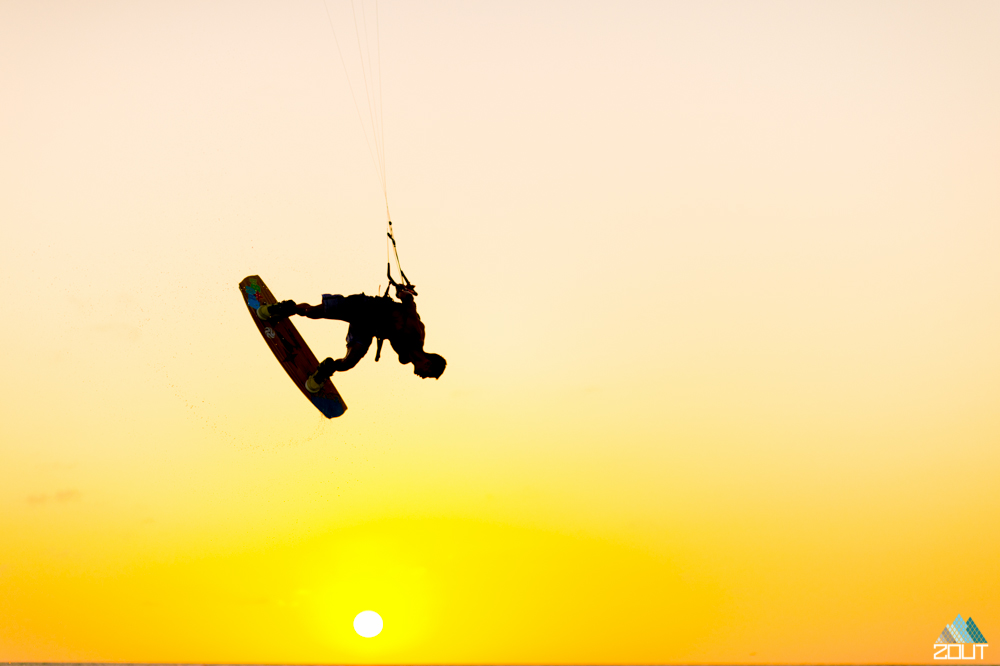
[934, 615, 988, 660]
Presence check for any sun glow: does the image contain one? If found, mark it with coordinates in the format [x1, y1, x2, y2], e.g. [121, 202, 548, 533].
[353, 610, 383, 638]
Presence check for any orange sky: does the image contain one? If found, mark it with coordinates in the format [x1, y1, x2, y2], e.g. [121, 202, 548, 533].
[1, 1, 999, 663]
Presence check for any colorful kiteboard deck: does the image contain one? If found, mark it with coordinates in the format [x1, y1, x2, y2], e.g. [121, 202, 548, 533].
[239, 275, 347, 418]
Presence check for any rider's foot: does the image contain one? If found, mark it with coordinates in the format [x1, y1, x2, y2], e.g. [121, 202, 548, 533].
[305, 358, 336, 394]
[256, 300, 298, 321]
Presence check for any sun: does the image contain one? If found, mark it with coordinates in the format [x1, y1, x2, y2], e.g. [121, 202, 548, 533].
[353, 610, 383, 638]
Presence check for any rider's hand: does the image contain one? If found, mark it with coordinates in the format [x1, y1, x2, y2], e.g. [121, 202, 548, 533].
[395, 284, 417, 299]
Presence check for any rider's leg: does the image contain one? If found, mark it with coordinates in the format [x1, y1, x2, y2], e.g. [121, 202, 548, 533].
[297, 302, 327, 319]
[317, 294, 373, 322]
[305, 340, 371, 393]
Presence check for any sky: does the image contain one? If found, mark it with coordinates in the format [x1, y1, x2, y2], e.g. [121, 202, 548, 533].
[1, 0, 999, 663]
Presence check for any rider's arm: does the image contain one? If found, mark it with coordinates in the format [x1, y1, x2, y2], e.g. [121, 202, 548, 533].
[394, 285, 419, 319]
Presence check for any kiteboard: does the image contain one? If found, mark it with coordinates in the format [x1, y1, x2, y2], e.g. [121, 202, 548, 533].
[239, 275, 347, 418]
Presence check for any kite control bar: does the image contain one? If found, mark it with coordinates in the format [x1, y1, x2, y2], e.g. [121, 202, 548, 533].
[383, 263, 416, 297]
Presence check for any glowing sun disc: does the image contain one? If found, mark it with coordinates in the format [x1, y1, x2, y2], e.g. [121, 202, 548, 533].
[354, 610, 383, 637]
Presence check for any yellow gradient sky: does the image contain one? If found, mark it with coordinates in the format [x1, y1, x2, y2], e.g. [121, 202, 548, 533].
[2, 1, 999, 663]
